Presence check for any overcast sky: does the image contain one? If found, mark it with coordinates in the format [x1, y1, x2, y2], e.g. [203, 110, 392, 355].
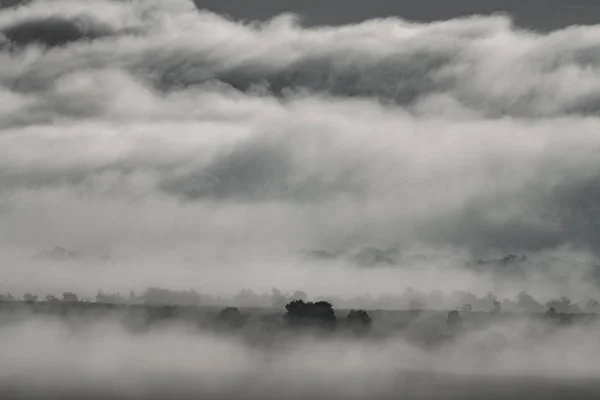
[2, 0, 600, 300]
[194, 0, 600, 31]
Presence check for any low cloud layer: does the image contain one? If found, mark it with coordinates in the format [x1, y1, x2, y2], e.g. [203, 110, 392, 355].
[1, 312, 600, 399]
[1, 0, 600, 299]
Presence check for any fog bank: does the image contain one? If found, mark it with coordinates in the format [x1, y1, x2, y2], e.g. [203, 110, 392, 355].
[0, 312, 600, 399]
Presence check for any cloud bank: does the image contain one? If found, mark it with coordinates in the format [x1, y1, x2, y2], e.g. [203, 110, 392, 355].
[1, 0, 600, 300]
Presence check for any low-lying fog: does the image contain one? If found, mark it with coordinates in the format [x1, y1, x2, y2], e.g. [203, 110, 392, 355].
[0, 312, 599, 399]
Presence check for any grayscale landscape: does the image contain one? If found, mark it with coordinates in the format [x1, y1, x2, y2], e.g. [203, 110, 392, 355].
[2, 0, 600, 398]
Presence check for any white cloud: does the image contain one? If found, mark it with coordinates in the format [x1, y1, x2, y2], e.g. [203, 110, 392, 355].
[1, 0, 600, 297]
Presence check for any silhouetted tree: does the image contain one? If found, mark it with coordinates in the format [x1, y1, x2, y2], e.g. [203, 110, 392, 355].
[0, 293, 15, 301]
[515, 291, 544, 313]
[141, 287, 201, 306]
[271, 288, 288, 308]
[215, 307, 246, 330]
[546, 296, 581, 314]
[96, 289, 126, 304]
[62, 292, 78, 302]
[584, 299, 600, 313]
[284, 299, 336, 329]
[447, 310, 462, 332]
[96, 289, 106, 303]
[23, 293, 38, 302]
[346, 309, 372, 334]
[45, 294, 60, 303]
[128, 290, 138, 304]
[485, 291, 497, 302]
[492, 300, 502, 313]
[545, 305, 574, 325]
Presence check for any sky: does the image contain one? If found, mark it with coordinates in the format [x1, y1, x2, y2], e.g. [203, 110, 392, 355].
[193, 0, 600, 31]
[2, 0, 600, 302]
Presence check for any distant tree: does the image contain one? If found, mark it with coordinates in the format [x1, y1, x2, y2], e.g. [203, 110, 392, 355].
[492, 300, 502, 313]
[96, 290, 126, 304]
[460, 304, 472, 312]
[408, 298, 425, 311]
[128, 290, 138, 304]
[141, 287, 201, 306]
[515, 291, 544, 313]
[546, 296, 581, 314]
[284, 299, 336, 328]
[215, 307, 246, 330]
[218, 307, 241, 318]
[486, 291, 501, 313]
[271, 288, 288, 309]
[584, 299, 600, 313]
[544, 305, 572, 324]
[23, 293, 38, 302]
[0, 293, 15, 301]
[234, 289, 256, 305]
[501, 298, 516, 312]
[447, 310, 462, 331]
[545, 306, 557, 318]
[458, 293, 478, 309]
[45, 294, 60, 303]
[291, 290, 308, 302]
[233, 289, 271, 307]
[346, 309, 372, 334]
[62, 292, 78, 302]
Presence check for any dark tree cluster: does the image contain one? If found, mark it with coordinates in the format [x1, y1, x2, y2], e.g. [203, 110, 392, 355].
[346, 309, 372, 334]
[1, 292, 597, 348]
[284, 299, 336, 329]
[545, 306, 573, 325]
[215, 307, 247, 330]
[22, 293, 38, 302]
[62, 292, 79, 302]
[447, 310, 462, 331]
[0, 293, 15, 301]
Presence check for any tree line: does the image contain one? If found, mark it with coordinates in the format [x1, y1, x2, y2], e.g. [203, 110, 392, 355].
[2, 287, 599, 315]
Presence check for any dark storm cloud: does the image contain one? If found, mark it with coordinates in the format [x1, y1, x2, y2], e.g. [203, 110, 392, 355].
[149, 49, 456, 109]
[2, 16, 113, 48]
[0, 0, 30, 10]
